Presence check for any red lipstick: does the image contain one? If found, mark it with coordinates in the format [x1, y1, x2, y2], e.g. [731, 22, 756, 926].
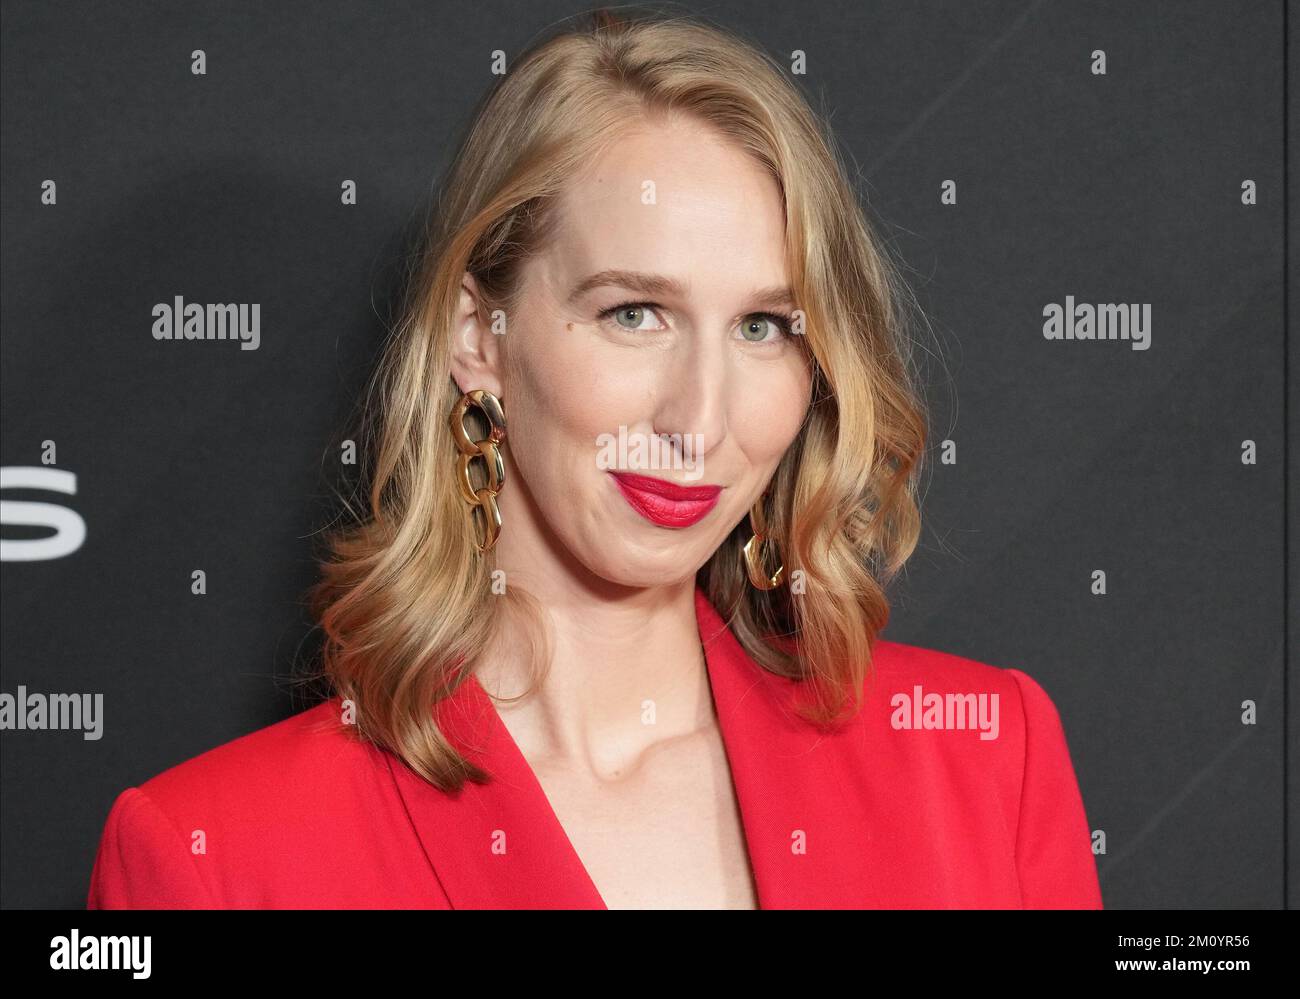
[608, 472, 722, 528]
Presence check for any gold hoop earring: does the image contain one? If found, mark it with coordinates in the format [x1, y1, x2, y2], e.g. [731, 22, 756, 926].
[743, 490, 784, 590]
[449, 388, 507, 555]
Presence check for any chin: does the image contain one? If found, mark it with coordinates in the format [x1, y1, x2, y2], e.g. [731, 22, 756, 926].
[582, 543, 703, 590]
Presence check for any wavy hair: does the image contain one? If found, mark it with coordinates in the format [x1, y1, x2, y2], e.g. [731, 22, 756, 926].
[305, 6, 929, 792]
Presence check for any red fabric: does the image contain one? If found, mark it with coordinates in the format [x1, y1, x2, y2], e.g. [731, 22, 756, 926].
[86, 586, 1102, 909]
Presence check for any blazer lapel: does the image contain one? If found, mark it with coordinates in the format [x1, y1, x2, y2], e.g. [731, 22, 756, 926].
[385, 584, 877, 908]
[384, 670, 606, 908]
[694, 586, 880, 908]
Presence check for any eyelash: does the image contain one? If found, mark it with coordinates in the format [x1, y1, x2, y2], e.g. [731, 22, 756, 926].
[596, 300, 794, 341]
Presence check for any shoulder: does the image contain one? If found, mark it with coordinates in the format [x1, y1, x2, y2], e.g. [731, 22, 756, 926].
[869, 637, 1068, 732]
[843, 639, 1100, 907]
[131, 696, 369, 812]
[872, 636, 1030, 687]
[87, 698, 384, 907]
[857, 637, 1084, 802]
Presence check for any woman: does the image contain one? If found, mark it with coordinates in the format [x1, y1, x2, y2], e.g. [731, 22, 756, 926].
[87, 9, 1102, 910]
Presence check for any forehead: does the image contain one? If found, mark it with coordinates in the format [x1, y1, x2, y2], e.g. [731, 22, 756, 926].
[544, 116, 789, 294]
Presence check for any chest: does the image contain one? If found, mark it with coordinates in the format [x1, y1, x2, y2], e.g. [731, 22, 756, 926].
[527, 726, 759, 909]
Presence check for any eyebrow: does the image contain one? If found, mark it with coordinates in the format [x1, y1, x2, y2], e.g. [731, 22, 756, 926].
[567, 269, 795, 311]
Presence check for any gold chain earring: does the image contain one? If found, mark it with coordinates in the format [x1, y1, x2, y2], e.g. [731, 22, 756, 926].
[448, 388, 507, 555]
[743, 488, 785, 589]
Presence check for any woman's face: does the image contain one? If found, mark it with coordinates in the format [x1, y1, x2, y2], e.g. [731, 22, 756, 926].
[453, 114, 813, 589]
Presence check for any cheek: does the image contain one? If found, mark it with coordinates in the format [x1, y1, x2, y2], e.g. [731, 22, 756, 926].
[504, 334, 642, 471]
[730, 361, 812, 462]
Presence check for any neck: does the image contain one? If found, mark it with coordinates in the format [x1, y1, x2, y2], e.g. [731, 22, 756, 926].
[474, 574, 715, 778]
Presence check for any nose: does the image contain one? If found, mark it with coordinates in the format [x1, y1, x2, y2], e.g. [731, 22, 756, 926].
[650, 331, 729, 473]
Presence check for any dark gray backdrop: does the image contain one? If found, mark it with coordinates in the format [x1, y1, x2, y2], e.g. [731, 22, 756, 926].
[0, 0, 1293, 909]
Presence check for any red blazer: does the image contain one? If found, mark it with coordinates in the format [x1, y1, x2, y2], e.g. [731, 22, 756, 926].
[86, 586, 1102, 909]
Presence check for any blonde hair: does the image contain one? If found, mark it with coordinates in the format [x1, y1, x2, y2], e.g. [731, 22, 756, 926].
[305, 6, 928, 792]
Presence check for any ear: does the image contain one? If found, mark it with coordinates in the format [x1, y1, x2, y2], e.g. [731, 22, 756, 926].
[447, 272, 505, 399]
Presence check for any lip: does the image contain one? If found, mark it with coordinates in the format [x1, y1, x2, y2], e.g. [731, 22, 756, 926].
[608, 472, 722, 528]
